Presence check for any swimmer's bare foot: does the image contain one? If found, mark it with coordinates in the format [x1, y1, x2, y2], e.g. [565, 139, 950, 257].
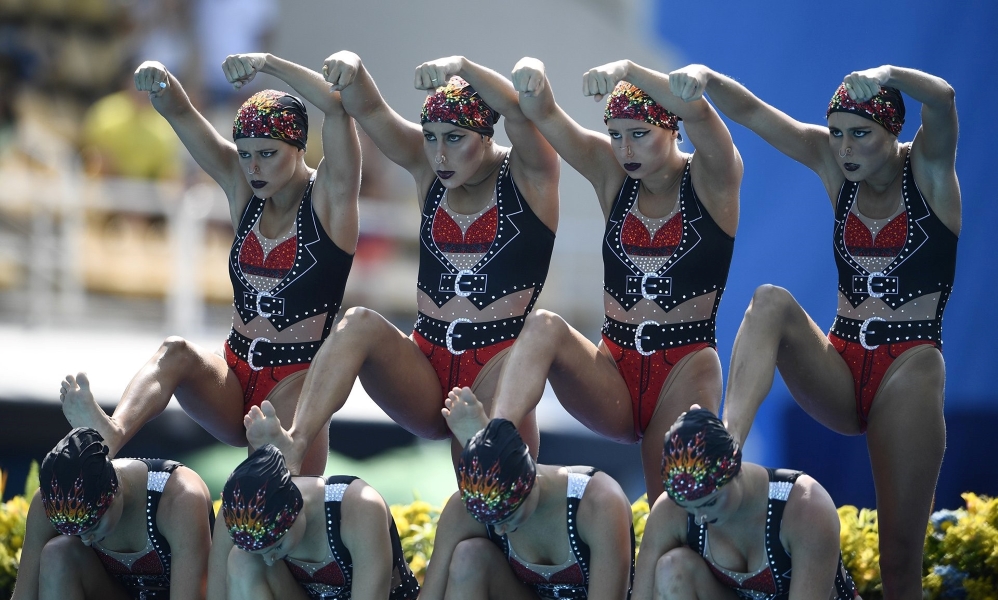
[245, 400, 302, 474]
[60, 373, 123, 455]
[442, 387, 489, 447]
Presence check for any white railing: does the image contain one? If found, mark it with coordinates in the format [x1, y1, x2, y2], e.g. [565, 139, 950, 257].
[0, 166, 607, 336]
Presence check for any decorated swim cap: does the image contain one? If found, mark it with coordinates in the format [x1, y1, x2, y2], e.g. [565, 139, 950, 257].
[40, 428, 119, 535]
[604, 81, 680, 131]
[662, 409, 742, 502]
[222, 445, 303, 552]
[457, 419, 536, 524]
[233, 89, 309, 150]
[827, 83, 905, 136]
[420, 76, 500, 137]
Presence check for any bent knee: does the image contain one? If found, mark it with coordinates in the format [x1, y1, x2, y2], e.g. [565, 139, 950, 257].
[226, 548, 261, 585]
[745, 284, 797, 322]
[335, 306, 390, 338]
[522, 309, 568, 338]
[158, 336, 199, 369]
[655, 547, 703, 593]
[749, 284, 795, 313]
[41, 535, 88, 570]
[448, 538, 496, 582]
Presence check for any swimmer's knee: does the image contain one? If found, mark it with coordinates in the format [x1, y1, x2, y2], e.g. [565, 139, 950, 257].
[448, 538, 495, 582]
[226, 548, 262, 590]
[746, 284, 796, 323]
[522, 309, 567, 338]
[335, 306, 388, 337]
[40, 535, 87, 572]
[655, 548, 702, 595]
[158, 336, 199, 370]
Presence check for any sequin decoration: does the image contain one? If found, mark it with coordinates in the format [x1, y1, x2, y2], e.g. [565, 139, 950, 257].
[233, 90, 308, 149]
[286, 559, 347, 587]
[96, 543, 164, 576]
[510, 558, 585, 585]
[621, 210, 682, 273]
[432, 205, 497, 253]
[844, 211, 907, 273]
[458, 456, 533, 524]
[662, 430, 740, 502]
[239, 230, 297, 292]
[827, 83, 905, 136]
[222, 482, 301, 552]
[604, 81, 680, 130]
[421, 77, 499, 136]
[42, 474, 117, 535]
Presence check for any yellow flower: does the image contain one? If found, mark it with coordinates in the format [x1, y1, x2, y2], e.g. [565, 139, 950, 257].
[631, 494, 650, 550]
[837, 505, 882, 595]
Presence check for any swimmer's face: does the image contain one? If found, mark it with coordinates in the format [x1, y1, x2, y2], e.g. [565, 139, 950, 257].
[606, 118, 678, 180]
[236, 137, 304, 197]
[827, 111, 898, 182]
[76, 491, 124, 547]
[673, 483, 737, 527]
[422, 122, 491, 189]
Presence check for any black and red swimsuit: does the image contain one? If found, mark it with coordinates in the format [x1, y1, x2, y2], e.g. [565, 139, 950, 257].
[282, 475, 419, 600]
[686, 469, 857, 600]
[93, 459, 195, 599]
[413, 153, 555, 395]
[601, 159, 734, 436]
[828, 147, 957, 430]
[225, 174, 354, 411]
[486, 467, 635, 599]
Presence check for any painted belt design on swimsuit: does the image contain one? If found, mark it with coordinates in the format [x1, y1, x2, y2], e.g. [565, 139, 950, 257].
[226, 330, 320, 370]
[602, 316, 716, 355]
[625, 274, 673, 300]
[851, 272, 899, 298]
[415, 312, 526, 354]
[830, 316, 940, 350]
[439, 271, 488, 297]
[241, 291, 286, 318]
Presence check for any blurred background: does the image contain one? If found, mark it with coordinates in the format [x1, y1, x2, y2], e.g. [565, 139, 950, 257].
[0, 0, 995, 510]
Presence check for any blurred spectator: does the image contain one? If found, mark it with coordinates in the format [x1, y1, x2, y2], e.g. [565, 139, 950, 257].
[79, 74, 181, 180]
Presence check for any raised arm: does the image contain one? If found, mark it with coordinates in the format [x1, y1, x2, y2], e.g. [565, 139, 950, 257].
[223, 53, 361, 252]
[781, 476, 844, 600]
[340, 481, 393, 600]
[322, 51, 428, 181]
[511, 57, 622, 216]
[630, 494, 688, 600]
[586, 61, 743, 233]
[10, 491, 59, 600]
[134, 61, 247, 214]
[415, 56, 560, 228]
[417, 492, 489, 600]
[676, 65, 840, 189]
[160, 468, 214, 600]
[845, 65, 960, 230]
[577, 474, 635, 600]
